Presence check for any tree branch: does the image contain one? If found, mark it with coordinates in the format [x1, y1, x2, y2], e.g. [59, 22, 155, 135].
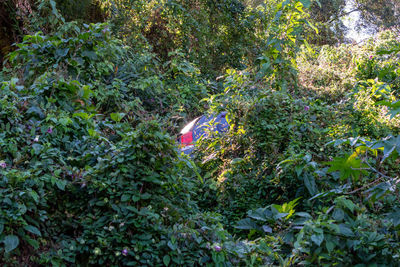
[348, 160, 400, 194]
[327, 8, 360, 24]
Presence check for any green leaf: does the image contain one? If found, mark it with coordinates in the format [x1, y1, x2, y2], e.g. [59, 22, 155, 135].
[132, 195, 140, 202]
[73, 112, 93, 120]
[376, 45, 400, 55]
[386, 209, 400, 227]
[26, 106, 45, 119]
[231, 158, 243, 165]
[59, 117, 72, 126]
[121, 194, 130, 202]
[299, 0, 311, 8]
[32, 143, 43, 155]
[140, 193, 151, 200]
[247, 208, 272, 221]
[274, 10, 282, 22]
[311, 233, 324, 246]
[366, 181, 391, 202]
[24, 225, 41, 236]
[324, 155, 367, 181]
[55, 179, 67, 190]
[167, 240, 177, 251]
[55, 48, 69, 58]
[371, 135, 400, 162]
[81, 85, 93, 100]
[4, 235, 19, 253]
[376, 100, 400, 118]
[338, 224, 354, 237]
[295, 165, 304, 177]
[235, 218, 260, 230]
[110, 113, 126, 122]
[336, 197, 356, 213]
[81, 50, 98, 60]
[29, 190, 39, 203]
[163, 255, 171, 266]
[49, 0, 60, 17]
[272, 198, 300, 220]
[303, 172, 318, 196]
[296, 212, 312, 219]
[303, 39, 314, 54]
[332, 208, 344, 221]
[262, 225, 272, 233]
[326, 241, 335, 253]
[26, 237, 39, 249]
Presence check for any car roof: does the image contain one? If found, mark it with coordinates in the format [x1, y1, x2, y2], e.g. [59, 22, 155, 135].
[180, 117, 201, 135]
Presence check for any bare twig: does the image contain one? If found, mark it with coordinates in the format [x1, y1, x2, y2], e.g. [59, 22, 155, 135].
[364, 160, 397, 180]
[349, 160, 399, 194]
[345, 176, 384, 195]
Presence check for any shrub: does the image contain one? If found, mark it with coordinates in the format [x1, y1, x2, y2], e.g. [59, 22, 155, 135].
[0, 22, 210, 265]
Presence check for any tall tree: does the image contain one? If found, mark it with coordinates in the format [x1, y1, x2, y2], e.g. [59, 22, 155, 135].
[307, 0, 348, 45]
[0, 0, 33, 63]
[54, 0, 105, 22]
[306, 0, 400, 44]
[352, 0, 400, 33]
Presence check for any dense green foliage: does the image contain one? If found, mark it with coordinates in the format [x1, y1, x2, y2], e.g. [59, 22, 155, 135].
[1, 0, 400, 266]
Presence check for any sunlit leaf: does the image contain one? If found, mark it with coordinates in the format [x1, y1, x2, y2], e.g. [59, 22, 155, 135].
[371, 135, 400, 162]
[110, 113, 126, 122]
[324, 155, 367, 181]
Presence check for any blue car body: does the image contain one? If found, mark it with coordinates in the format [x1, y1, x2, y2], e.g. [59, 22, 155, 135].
[178, 112, 229, 155]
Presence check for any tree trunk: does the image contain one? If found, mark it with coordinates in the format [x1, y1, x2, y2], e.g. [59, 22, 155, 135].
[0, 0, 33, 65]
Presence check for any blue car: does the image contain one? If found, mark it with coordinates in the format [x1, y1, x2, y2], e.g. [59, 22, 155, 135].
[178, 112, 229, 155]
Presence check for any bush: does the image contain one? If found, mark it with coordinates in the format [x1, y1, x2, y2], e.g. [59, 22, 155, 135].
[195, 69, 339, 228]
[0, 22, 211, 265]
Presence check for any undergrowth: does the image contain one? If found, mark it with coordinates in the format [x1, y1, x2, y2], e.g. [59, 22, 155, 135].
[1, 0, 400, 266]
